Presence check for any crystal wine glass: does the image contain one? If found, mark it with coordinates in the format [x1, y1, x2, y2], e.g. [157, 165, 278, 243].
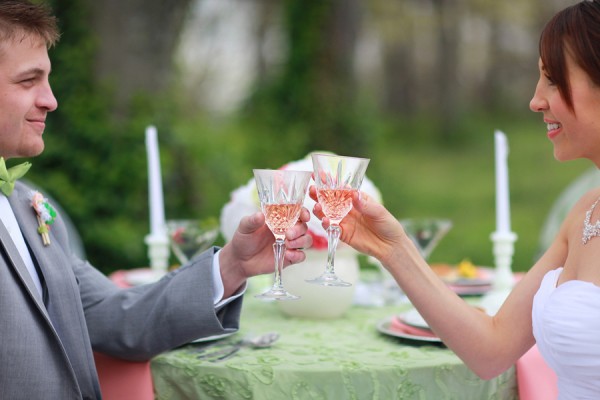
[399, 218, 452, 260]
[307, 153, 370, 287]
[166, 218, 220, 265]
[253, 169, 312, 300]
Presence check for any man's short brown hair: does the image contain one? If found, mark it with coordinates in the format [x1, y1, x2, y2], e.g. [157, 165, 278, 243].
[0, 0, 60, 48]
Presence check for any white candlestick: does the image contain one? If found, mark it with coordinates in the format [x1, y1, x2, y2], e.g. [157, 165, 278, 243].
[144, 125, 169, 273]
[495, 130, 510, 234]
[146, 125, 166, 237]
[480, 130, 518, 315]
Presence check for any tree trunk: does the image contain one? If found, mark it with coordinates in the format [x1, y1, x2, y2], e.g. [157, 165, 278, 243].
[369, 0, 419, 116]
[300, 0, 364, 153]
[432, 0, 461, 140]
[253, 0, 281, 85]
[86, 0, 193, 116]
[250, 0, 364, 156]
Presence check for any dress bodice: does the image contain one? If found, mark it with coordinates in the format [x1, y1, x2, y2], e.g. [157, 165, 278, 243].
[532, 267, 600, 399]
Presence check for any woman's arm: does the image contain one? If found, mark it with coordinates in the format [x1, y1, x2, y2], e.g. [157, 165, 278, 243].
[311, 187, 569, 379]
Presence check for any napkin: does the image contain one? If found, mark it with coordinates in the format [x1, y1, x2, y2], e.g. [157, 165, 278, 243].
[390, 316, 438, 338]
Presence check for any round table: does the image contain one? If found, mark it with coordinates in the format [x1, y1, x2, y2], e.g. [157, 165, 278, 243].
[148, 276, 517, 400]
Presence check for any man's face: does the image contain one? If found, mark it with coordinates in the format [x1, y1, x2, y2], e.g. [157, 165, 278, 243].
[0, 34, 57, 159]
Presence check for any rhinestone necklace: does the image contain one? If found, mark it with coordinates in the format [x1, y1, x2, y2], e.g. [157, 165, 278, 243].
[582, 196, 600, 244]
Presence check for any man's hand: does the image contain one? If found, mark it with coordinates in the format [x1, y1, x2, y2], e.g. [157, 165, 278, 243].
[218, 207, 312, 298]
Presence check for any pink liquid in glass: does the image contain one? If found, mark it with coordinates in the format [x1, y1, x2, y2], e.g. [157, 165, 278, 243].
[263, 203, 302, 237]
[317, 188, 355, 224]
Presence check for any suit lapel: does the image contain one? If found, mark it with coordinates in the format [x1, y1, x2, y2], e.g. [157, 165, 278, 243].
[9, 185, 48, 256]
[1, 189, 47, 311]
[9, 184, 80, 336]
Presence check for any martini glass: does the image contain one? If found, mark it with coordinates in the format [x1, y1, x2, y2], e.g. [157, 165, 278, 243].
[253, 169, 312, 300]
[400, 218, 452, 260]
[307, 153, 370, 287]
[166, 218, 220, 265]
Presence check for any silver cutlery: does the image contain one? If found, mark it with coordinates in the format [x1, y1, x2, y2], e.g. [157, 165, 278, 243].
[192, 332, 280, 361]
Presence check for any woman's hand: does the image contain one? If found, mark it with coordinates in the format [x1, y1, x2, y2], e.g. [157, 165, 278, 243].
[310, 186, 404, 265]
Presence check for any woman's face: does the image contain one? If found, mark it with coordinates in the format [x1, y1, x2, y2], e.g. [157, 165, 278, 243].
[530, 53, 600, 166]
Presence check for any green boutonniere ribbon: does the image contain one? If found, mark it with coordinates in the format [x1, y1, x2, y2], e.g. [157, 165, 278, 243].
[0, 157, 31, 196]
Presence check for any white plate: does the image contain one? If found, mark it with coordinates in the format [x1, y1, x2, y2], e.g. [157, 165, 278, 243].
[376, 316, 442, 344]
[400, 309, 429, 329]
[191, 331, 236, 343]
[449, 278, 492, 287]
[124, 269, 164, 286]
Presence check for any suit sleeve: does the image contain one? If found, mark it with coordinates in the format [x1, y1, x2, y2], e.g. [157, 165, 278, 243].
[72, 248, 243, 361]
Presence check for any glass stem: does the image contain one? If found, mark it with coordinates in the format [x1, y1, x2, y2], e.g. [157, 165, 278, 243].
[325, 225, 341, 275]
[272, 238, 286, 289]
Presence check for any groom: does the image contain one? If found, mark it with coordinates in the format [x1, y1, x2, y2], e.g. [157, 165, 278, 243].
[0, 1, 312, 399]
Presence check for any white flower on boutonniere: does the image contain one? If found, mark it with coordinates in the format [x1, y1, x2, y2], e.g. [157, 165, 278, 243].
[219, 152, 383, 250]
[30, 191, 57, 246]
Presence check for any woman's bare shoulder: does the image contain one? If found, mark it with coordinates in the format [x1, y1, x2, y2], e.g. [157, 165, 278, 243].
[529, 188, 600, 275]
[563, 187, 600, 222]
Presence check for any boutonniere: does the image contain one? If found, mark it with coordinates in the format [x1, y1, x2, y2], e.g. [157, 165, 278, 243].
[30, 191, 56, 246]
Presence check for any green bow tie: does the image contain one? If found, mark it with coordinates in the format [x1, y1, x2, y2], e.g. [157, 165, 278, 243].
[0, 157, 31, 196]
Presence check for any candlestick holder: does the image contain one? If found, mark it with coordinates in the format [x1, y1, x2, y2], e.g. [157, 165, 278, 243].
[145, 232, 170, 277]
[479, 231, 517, 315]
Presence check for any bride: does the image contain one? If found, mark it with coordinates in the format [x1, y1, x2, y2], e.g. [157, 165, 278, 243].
[312, 1, 600, 398]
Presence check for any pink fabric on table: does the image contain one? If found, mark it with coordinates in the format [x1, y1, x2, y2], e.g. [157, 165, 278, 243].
[447, 283, 492, 296]
[390, 316, 438, 338]
[94, 352, 154, 400]
[516, 344, 558, 400]
[109, 269, 133, 288]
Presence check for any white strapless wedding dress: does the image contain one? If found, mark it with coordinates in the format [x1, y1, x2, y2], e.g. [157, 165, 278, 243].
[532, 267, 600, 399]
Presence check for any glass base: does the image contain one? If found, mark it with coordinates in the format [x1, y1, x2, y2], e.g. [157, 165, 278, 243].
[255, 287, 300, 301]
[305, 272, 352, 287]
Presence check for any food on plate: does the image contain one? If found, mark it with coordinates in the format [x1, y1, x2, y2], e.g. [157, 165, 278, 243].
[457, 259, 477, 278]
[430, 260, 488, 283]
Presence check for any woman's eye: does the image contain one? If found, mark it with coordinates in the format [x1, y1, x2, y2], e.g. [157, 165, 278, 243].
[544, 74, 555, 85]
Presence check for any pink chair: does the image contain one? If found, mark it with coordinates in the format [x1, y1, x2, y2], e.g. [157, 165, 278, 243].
[516, 344, 558, 400]
[94, 352, 154, 400]
[95, 271, 155, 399]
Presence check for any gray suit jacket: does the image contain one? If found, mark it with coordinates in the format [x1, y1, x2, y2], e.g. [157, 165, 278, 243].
[0, 182, 243, 399]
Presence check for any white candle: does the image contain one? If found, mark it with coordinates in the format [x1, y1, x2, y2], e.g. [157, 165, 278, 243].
[494, 130, 511, 234]
[145, 125, 166, 236]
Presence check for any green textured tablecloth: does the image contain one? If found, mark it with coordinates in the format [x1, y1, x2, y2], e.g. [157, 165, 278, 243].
[151, 279, 517, 400]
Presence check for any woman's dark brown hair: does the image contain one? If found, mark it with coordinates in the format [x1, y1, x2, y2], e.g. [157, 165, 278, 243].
[539, 0, 600, 111]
